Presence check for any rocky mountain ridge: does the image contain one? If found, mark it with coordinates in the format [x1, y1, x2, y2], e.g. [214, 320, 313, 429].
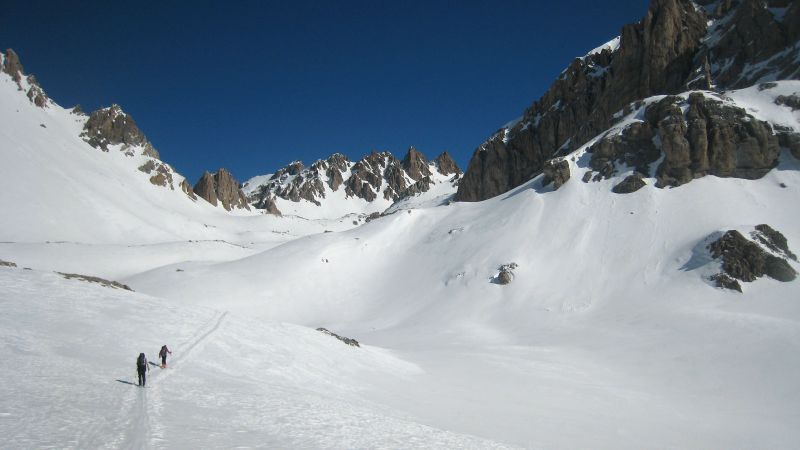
[457, 0, 800, 201]
[244, 148, 461, 217]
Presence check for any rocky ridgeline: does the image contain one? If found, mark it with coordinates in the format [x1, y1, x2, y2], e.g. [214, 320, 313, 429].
[707, 224, 797, 292]
[457, 0, 800, 201]
[81, 105, 160, 159]
[193, 169, 251, 212]
[247, 147, 461, 210]
[1, 49, 49, 108]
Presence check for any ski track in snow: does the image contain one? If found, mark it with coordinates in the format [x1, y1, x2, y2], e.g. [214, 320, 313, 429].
[117, 311, 228, 449]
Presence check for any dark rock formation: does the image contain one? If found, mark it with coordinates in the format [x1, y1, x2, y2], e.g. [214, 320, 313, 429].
[541, 159, 570, 190]
[194, 168, 251, 211]
[775, 94, 800, 111]
[707, 228, 797, 290]
[434, 152, 462, 175]
[81, 105, 160, 159]
[248, 149, 463, 211]
[753, 224, 797, 261]
[0, 259, 17, 268]
[584, 93, 779, 188]
[316, 328, 360, 347]
[612, 173, 647, 193]
[2, 48, 50, 108]
[457, 0, 799, 201]
[57, 272, 133, 291]
[710, 273, 742, 292]
[402, 147, 432, 181]
[180, 179, 197, 201]
[253, 195, 282, 216]
[138, 160, 175, 189]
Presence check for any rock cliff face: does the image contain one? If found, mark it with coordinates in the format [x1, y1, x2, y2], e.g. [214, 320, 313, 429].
[584, 92, 780, 187]
[1, 49, 50, 108]
[457, 0, 800, 201]
[193, 169, 251, 212]
[245, 147, 462, 211]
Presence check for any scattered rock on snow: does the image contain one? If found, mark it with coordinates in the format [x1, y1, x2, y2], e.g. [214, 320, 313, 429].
[316, 328, 360, 347]
[612, 173, 647, 194]
[492, 263, 518, 285]
[0, 259, 18, 268]
[57, 272, 133, 291]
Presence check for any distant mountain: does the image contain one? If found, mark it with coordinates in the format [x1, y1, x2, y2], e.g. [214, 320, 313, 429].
[243, 148, 461, 219]
[457, 0, 800, 201]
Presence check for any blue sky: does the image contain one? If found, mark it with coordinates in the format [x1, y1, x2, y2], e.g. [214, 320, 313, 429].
[1, 1, 648, 182]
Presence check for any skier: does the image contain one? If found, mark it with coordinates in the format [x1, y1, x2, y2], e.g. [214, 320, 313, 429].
[159, 344, 172, 368]
[136, 353, 150, 387]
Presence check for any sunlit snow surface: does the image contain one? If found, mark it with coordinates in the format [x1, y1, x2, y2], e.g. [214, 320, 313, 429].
[2, 60, 800, 447]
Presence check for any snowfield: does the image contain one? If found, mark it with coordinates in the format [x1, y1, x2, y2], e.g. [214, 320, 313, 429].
[2, 45, 800, 448]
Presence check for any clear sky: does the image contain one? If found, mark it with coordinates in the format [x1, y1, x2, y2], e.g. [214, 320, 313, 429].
[1, 0, 648, 182]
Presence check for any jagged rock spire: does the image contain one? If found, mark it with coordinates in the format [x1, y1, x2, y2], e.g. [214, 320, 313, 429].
[194, 168, 251, 212]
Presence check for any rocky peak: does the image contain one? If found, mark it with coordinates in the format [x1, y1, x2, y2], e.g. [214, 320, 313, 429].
[457, 0, 799, 202]
[246, 148, 463, 214]
[401, 147, 432, 181]
[193, 168, 251, 212]
[433, 151, 462, 176]
[81, 104, 160, 159]
[2, 48, 25, 84]
[1, 48, 50, 108]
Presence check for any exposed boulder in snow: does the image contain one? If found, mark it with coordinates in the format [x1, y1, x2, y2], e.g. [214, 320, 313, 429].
[193, 168, 251, 212]
[612, 173, 646, 194]
[588, 121, 660, 180]
[0, 259, 17, 268]
[81, 104, 160, 159]
[541, 159, 570, 190]
[707, 227, 797, 290]
[458, 0, 798, 201]
[316, 327, 360, 347]
[492, 263, 518, 285]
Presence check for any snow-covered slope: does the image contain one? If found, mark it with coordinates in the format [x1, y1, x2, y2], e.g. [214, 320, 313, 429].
[121, 82, 800, 448]
[0, 52, 360, 253]
[0, 266, 507, 449]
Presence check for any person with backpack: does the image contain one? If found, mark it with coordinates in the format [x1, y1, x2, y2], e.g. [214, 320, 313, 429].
[136, 353, 150, 387]
[159, 345, 172, 368]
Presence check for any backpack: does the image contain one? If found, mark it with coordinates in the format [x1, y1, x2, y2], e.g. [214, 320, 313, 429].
[137, 353, 146, 369]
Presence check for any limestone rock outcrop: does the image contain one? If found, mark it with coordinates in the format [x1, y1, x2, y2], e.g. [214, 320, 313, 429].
[584, 93, 779, 188]
[457, 0, 799, 201]
[541, 159, 570, 190]
[194, 168, 251, 211]
[81, 105, 160, 159]
[2, 48, 50, 108]
[707, 225, 797, 291]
